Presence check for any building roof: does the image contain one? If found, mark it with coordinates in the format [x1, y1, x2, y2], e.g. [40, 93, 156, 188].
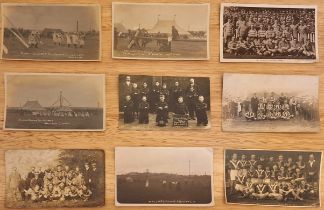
[54, 106, 73, 112]
[22, 100, 45, 111]
[148, 19, 189, 35]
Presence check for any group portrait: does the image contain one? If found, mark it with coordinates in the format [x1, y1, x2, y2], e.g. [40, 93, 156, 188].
[225, 149, 322, 207]
[222, 73, 319, 132]
[5, 149, 105, 208]
[221, 3, 318, 62]
[119, 74, 211, 130]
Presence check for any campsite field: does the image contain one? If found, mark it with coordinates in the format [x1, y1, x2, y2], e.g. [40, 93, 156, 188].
[114, 37, 208, 59]
[117, 173, 212, 205]
[2, 35, 100, 60]
[5, 109, 104, 130]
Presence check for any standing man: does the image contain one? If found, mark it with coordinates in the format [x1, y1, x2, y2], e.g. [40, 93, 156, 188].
[305, 154, 319, 184]
[186, 86, 198, 120]
[251, 93, 259, 117]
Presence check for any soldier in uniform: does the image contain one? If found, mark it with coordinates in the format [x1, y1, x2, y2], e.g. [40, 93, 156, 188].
[186, 86, 198, 120]
[131, 83, 140, 119]
[170, 81, 183, 112]
[141, 82, 150, 102]
[174, 96, 188, 116]
[150, 81, 161, 112]
[155, 95, 169, 127]
[122, 95, 134, 124]
[138, 96, 150, 124]
[195, 95, 208, 126]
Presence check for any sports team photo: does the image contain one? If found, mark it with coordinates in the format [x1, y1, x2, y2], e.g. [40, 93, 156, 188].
[225, 149, 322, 207]
[113, 3, 209, 60]
[1, 4, 101, 61]
[220, 3, 318, 63]
[4, 73, 105, 131]
[115, 147, 214, 206]
[222, 73, 319, 132]
[119, 74, 211, 130]
[5, 149, 105, 208]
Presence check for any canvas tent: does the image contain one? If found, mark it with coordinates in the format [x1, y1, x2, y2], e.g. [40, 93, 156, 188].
[114, 23, 128, 33]
[148, 19, 189, 35]
[22, 100, 45, 111]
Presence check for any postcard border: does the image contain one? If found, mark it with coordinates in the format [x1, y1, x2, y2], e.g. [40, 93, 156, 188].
[0, 3, 102, 62]
[3, 72, 106, 131]
[112, 2, 210, 61]
[221, 73, 320, 133]
[114, 147, 214, 207]
[219, 3, 319, 63]
[223, 148, 322, 208]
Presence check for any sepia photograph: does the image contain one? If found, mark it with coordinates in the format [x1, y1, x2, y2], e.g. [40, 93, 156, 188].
[115, 147, 214, 206]
[112, 3, 209, 60]
[4, 73, 105, 131]
[225, 149, 322, 207]
[220, 3, 318, 63]
[5, 149, 105, 208]
[119, 74, 211, 130]
[1, 4, 101, 61]
[222, 73, 319, 132]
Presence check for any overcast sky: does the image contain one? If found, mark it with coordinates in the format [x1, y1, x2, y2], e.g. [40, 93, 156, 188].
[3, 4, 100, 31]
[223, 74, 319, 100]
[6, 74, 104, 108]
[113, 3, 209, 31]
[116, 147, 213, 176]
[6, 150, 61, 178]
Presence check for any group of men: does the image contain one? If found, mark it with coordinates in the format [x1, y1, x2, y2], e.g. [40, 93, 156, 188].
[224, 92, 318, 122]
[121, 76, 209, 127]
[223, 7, 316, 58]
[226, 152, 320, 202]
[7, 162, 99, 203]
[53, 32, 85, 48]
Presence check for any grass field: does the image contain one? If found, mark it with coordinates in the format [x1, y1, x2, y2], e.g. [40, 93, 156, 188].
[114, 38, 207, 59]
[5, 110, 104, 130]
[119, 112, 211, 130]
[222, 118, 319, 132]
[117, 173, 212, 204]
[3, 35, 100, 60]
[226, 188, 320, 207]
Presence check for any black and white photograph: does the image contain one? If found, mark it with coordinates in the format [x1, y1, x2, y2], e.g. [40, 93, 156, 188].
[222, 73, 319, 132]
[5, 149, 105, 208]
[119, 74, 211, 130]
[225, 149, 322, 207]
[1, 4, 101, 61]
[220, 3, 318, 63]
[115, 147, 214, 206]
[113, 3, 209, 60]
[4, 73, 105, 131]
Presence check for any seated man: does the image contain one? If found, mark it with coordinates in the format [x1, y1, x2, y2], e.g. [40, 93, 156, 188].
[252, 178, 269, 200]
[302, 39, 315, 57]
[226, 37, 238, 55]
[268, 179, 283, 200]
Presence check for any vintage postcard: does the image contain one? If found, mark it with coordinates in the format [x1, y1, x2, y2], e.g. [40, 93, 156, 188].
[220, 3, 318, 63]
[4, 73, 105, 131]
[112, 3, 209, 60]
[225, 149, 322, 207]
[119, 74, 211, 130]
[222, 73, 319, 132]
[1, 4, 101, 61]
[115, 147, 214, 206]
[5, 149, 105, 208]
